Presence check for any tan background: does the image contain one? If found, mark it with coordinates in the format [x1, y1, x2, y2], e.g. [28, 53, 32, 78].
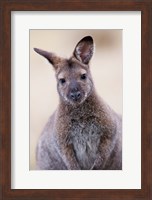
[30, 30, 122, 170]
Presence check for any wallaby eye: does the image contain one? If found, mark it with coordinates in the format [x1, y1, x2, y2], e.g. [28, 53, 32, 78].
[59, 78, 66, 84]
[81, 74, 87, 80]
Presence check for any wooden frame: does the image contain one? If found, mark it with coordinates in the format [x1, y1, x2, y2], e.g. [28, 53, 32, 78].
[0, 0, 152, 199]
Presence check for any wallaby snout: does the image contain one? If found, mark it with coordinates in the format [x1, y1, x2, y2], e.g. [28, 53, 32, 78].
[70, 91, 81, 101]
[69, 84, 81, 101]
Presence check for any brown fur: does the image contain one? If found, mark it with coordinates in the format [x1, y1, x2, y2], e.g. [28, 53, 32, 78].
[34, 36, 122, 170]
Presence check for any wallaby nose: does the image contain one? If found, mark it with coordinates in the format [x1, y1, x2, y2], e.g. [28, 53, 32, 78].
[70, 91, 81, 101]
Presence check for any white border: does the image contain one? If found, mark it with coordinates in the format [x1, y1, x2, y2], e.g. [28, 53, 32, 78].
[11, 11, 141, 189]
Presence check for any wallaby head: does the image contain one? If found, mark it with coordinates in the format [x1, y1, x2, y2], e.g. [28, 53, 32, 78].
[34, 36, 94, 105]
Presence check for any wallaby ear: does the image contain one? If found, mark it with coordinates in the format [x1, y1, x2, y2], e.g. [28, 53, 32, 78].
[34, 48, 61, 68]
[73, 36, 94, 64]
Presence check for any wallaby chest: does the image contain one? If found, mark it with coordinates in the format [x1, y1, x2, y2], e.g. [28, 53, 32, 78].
[69, 117, 103, 169]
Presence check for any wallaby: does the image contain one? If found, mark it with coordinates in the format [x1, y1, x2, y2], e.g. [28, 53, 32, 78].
[34, 36, 122, 170]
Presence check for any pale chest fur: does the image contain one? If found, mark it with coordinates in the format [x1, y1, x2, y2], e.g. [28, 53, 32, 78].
[69, 118, 103, 170]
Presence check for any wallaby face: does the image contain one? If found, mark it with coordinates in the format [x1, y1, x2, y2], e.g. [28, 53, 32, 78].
[34, 36, 94, 105]
[34, 36, 122, 170]
[56, 60, 94, 104]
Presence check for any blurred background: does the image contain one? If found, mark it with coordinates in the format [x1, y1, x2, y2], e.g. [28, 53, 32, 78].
[30, 30, 122, 170]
